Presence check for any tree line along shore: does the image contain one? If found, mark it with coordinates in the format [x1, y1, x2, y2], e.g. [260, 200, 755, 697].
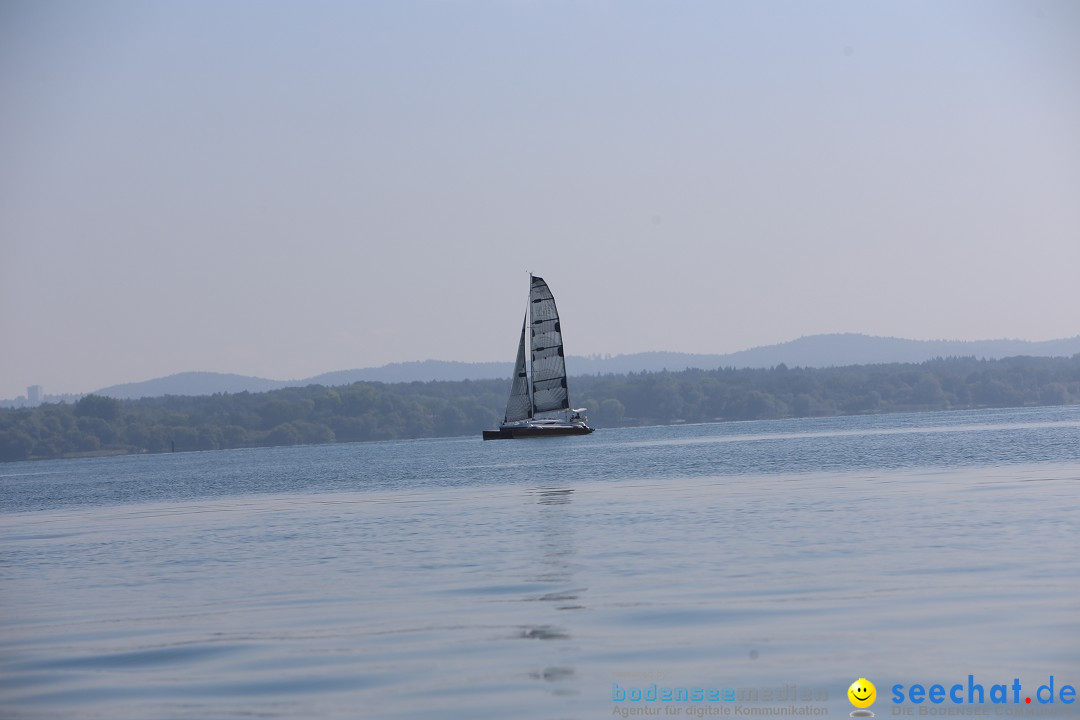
[2, 354, 1079, 462]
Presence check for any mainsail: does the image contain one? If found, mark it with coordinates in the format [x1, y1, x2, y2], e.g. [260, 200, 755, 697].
[503, 315, 532, 422]
[528, 275, 570, 414]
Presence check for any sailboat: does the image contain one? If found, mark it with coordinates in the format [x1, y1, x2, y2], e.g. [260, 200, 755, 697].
[482, 275, 595, 440]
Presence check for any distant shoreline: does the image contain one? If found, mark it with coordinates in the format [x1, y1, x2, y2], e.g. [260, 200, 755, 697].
[2, 354, 1078, 462]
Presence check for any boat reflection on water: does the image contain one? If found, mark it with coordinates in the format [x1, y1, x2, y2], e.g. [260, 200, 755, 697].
[519, 486, 581, 697]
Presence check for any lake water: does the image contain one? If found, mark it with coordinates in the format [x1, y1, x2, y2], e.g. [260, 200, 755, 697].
[2, 406, 1079, 719]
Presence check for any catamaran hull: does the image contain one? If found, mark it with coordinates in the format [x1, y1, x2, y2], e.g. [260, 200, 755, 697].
[482, 425, 594, 440]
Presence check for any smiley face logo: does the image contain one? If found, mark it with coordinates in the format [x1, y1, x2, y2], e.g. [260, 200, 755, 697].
[848, 678, 876, 709]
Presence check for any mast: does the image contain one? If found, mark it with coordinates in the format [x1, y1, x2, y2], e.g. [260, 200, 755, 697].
[526, 273, 534, 419]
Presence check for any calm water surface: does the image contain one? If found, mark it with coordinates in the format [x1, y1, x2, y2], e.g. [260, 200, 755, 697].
[2, 407, 1079, 719]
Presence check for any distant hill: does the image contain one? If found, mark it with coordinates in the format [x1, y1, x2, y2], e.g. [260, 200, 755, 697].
[686, 333, 1080, 371]
[306, 360, 515, 386]
[557, 334, 1080, 376]
[89, 363, 519, 400]
[94, 372, 291, 399]
[71, 333, 1080, 400]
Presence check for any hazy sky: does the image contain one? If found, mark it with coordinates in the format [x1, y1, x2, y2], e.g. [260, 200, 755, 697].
[2, 1, 1078, 398]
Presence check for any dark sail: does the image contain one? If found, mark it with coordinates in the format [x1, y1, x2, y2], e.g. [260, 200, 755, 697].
[504, 315, 532, 422]
[528, 276, 570, 414]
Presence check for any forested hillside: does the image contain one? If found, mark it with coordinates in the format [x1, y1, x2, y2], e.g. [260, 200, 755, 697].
[2, 355, 1078, 462]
